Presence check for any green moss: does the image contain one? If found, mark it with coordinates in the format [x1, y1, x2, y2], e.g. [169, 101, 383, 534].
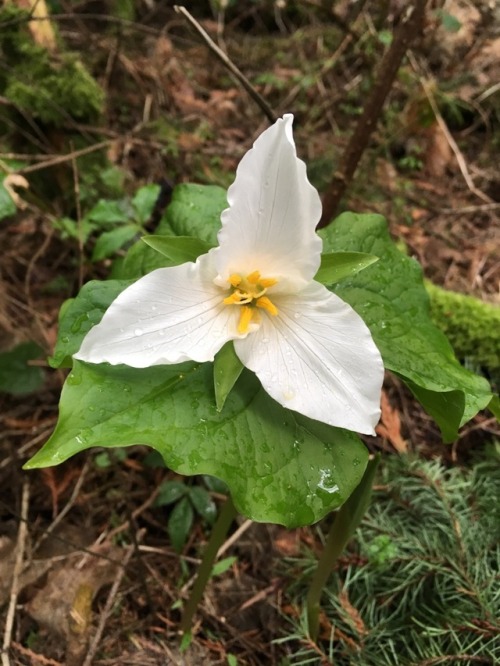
[0, 6, 104, 125]
[426, 281, 500, 375]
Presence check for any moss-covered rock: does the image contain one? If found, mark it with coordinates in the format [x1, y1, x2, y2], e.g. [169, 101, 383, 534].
[0, 6, 104, 125]
[426, 281, 500, 376]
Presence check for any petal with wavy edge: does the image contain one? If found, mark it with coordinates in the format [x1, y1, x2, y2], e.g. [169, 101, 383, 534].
[216, 115, 323, 291]
[74, 251, 238, 366]
[234, 281, 384, 434]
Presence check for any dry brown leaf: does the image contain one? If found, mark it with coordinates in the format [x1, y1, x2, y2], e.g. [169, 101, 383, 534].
[26, 544, 123, 665]
[376, 391, 408, 453]
[273, 528, 302, 556]
[339, 587, 368, 637]
[2, 174, 29, 210]
[425, 122, 453, 178]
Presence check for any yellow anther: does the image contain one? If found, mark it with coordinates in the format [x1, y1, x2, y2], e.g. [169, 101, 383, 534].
[238, 306, 254, 334]
[259, 277, 277, 288]
[256, 296, 278, 316]
[229, 273, 242, 287]
[223, 292, 243, 305]
[246, 270, 261, 284]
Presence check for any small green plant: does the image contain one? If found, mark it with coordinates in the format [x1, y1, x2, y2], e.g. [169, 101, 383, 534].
[155, 478, 218, 552]
[53, 184, 160, 262]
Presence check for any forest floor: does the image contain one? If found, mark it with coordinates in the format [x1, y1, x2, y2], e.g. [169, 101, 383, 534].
[0, 2, 499, 665]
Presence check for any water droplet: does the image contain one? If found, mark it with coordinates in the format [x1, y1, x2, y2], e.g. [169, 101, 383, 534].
[283, 388, 295, 401]
[61, 336, 70, 344]
[134, 328, 143, 336]
[67, 372, 82, 386]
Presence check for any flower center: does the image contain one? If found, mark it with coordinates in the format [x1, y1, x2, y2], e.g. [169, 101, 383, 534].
[223, 270, 279, 334]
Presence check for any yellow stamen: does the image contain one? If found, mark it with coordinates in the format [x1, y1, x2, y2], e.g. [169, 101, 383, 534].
[259, 277, 277, 288]
[256, 296, 278, 316]
[238, 306, 254, 334]
[223, 292, 243, 305]
[229, 273, 242, 287]
[246, 270, 261, 284]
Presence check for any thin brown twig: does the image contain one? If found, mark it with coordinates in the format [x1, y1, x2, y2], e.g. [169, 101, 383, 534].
[173, 5, 277, 124]
[2, 480, 30, 666]
[15, 140, 114, 175]
[33, 459, 90, 553]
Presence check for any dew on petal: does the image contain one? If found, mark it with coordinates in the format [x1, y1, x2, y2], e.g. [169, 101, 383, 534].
[283, 388, 295, 401]
[134, 328, 143, 336]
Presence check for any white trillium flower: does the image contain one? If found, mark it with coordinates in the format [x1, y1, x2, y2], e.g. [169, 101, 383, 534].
[75, 115, 384, 434]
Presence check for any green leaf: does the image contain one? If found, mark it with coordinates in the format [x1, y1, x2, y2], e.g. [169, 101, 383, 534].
[161, 183, 227, 246]
[91, 224, 139, 262]
[214, 342, 244, 411]
[115, 184, 226, 279]
[315, 251, 379, 285]
[487, 394, 500, 421]
[25, 361, 368, 528]
[321, 213, 492, 440]
[212, 556, 237, 577]
[0, 174, 17, 221]
[86, 199, 128, 226]
[0, 342, 44, 395]
[156, 480, 188, 506]
[405, 382, 465, 443]
[189, 486, 217, 525]
[131, 184, 161, 225]
[168, 496, 194, 552]
[50, 279, 132, 368]
[142, 235, 212, 264]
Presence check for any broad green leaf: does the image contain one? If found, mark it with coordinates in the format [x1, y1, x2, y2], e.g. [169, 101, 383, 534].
[168, 496, 194, 552]
[116, 184, 226, 279]
[0, 342, 44, 395]
[214, 342, 244, 411]
[86, 199, 128, 225]
[315, 252, 379, 285]
[25, 361, 368, 528]
[160, 183, 227, 246]
[50, 279, 132, 368]
[91, 224, 139, 262]
[321, 213, 492, 439]
[142, 235, 212, 264]
[132, 184, 161, 224]
[117, 238, 174, 279]
[189, 486, 217, 525]
[405, 382, 465, 443]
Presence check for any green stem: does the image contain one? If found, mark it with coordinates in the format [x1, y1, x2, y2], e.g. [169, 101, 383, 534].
[306, 456, 379, 640]
[180, 495, 238, 633]
[306, 511, 350, 641]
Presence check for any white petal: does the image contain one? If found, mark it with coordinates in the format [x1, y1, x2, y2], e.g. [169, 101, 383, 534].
[216, 114, 322, 291]
[234, 282, 383, 434]
[74, 252, 238, 366]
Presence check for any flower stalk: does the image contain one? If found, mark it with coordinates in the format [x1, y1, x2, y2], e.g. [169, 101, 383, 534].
[306, 456, 379, 640]
[180, 495, 238, 633]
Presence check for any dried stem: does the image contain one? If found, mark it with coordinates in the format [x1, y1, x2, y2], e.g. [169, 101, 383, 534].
[173, 5, 277, 124]
[319, 0, 428, 227]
